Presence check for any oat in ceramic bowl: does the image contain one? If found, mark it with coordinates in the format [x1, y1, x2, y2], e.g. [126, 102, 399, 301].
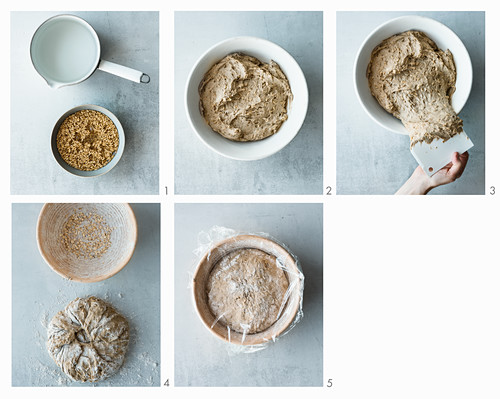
[37, 203, 137, 282]
[51, 104, 125, 177]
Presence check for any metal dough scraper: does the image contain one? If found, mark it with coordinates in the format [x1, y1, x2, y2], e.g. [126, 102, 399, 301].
[410, 131, 473, 177]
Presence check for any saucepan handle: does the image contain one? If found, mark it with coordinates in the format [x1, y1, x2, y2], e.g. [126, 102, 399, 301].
[98, 59, 150, 83]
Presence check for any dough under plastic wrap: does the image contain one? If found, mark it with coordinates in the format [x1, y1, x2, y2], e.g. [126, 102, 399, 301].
[206, 248, 289, 334]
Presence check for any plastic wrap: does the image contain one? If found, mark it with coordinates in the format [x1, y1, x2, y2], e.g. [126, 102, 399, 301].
[192, 226, 304, 352]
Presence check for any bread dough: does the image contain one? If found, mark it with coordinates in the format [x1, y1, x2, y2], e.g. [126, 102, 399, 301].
[367, 30, 463, 147]
[206, 248, 289, 334]
[199, 53, 293, 142]
[47, 296, 129, 382]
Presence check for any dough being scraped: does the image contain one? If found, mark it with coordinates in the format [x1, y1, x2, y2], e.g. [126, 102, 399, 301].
[367, 30, 463, 147]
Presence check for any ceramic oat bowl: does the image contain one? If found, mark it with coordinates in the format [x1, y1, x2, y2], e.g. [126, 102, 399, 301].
[193, 234, 303, 346]
[37, 203, 137, 283]
[51, 104, 125, 177]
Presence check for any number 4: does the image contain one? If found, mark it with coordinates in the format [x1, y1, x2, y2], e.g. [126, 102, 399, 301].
[164, 379, 169, 387]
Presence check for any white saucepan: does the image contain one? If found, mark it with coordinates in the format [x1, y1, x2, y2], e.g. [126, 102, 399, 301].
[30, 14, 150, 88]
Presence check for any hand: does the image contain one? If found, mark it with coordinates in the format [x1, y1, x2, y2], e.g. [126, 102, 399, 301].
[395, 151, 469, 195]
[425, 151, 469, 189]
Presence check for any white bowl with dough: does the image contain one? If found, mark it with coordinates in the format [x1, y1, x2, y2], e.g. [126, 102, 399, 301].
[185, 36, 309, 161]
[354, 15, 473, 135]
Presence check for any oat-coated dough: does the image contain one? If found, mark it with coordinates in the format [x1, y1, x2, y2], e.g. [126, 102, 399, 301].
[207, 248, 289, 334]
[199, 53, 293, 142]
[47, 296, 129, 382]
[367, 30, 463, 147]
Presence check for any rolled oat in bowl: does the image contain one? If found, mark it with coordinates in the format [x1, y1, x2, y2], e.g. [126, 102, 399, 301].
[56, 109, 119, 171]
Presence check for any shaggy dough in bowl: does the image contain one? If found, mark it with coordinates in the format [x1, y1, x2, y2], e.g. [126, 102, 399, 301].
[367, 30, 463, 147]
[207, 248, 289, 334]
[199, 53, 293, 142]
[47, 296, 129, 382]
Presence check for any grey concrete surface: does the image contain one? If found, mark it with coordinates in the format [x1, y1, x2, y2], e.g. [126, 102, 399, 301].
[12, 203, 160, 387]
[11, 12, 159, 195]
[174, 203, 323, 386]
[174, 12, 323, 195]
[337, 11, 485, 195]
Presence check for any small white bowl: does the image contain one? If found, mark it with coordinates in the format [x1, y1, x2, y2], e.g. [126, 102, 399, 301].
[185, 36, 309, 161]
[354, 15, 473, 135]
[51, 104, 125, 176]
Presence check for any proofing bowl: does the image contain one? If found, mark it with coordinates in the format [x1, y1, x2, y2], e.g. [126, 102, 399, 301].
[185, 36, 309, 160]
[193, 234, 302, 346]
[354, 15, 473, 135]
[51, 104, 125, 177]
[37, 203, 137, 283]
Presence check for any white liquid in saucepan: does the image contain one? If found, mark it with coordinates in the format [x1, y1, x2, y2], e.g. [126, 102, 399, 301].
[31, 18, 99, 84]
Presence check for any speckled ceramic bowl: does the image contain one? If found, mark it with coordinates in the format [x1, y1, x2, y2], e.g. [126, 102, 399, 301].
[37, 203, 137, 283]
[51, 104, 125, 177]
[354, 15, 473, 135]
[193, 234, 302, 346]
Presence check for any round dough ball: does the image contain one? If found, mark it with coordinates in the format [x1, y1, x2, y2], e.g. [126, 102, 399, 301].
[207, 248, 289, 334]
[47, 296, 129, 382]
